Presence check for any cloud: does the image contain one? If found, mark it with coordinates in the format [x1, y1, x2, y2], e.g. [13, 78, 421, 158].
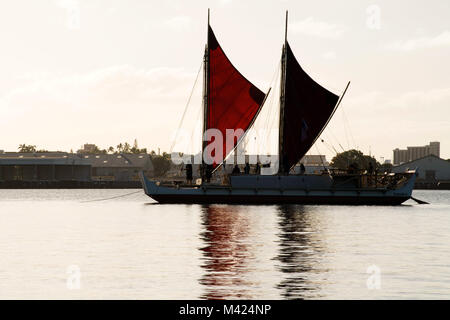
[105, 6, 117, 16]
[1, 65, 195, 109]
[164, 16, 192, 31]
[218, 0, 232, 5]
[343, 88, 450, 116]
[321, 88, 450, 159]
[385, 88, 450, 111]
[386, 30, 450, 52]
[289, 17, 346, 39]
[0, 65, 201, 151]
[321, 51, 337, 60]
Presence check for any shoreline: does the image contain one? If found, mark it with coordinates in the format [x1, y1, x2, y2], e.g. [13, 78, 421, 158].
[0, 181, 142, 189]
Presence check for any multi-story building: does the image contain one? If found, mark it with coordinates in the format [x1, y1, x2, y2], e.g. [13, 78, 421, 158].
[393, 141, 440, 165]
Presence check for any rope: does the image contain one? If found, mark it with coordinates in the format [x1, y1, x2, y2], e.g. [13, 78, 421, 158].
[189, 105, 203, 152]
[342, 111, 351, 150]
[320, 138, 338, 155]
[253, 61, 281, 156]
[169, 61, 203, 154]
[80, 190, 142, 203]
[314, 143, 327, 171]
[341, 106, 356, 149]
[325, 128, 345, 152]
[222, 61, 281, 165]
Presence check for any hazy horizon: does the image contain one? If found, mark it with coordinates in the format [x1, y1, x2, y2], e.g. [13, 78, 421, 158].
[0, 0, 449, 161]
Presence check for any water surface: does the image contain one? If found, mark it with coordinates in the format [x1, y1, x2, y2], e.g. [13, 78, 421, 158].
[0, 189, 449, 299]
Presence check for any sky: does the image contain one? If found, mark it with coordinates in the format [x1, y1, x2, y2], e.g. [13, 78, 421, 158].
[0, 0, 449, 161]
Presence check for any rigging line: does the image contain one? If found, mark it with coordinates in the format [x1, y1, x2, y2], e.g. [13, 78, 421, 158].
[188, 101, 204, 153]
[319, 140, 335, 154]
[213, 61, 281, 172]
[330, 130, 346, 152]
[334, 87, 355, 150]
[259, 61, 281, 152]
[321, 131, 338, 154]
[169, 60, 203, 154]
[332, 89, 351, 149]
[255, 88, 277, 154]
[260, 65, 280, 155]
[324, 124, 344, 152]
[252, 60, 280, 144]
[328, 136, 340, 154]
[212, 87, 272, 173]
[260, 60, 280, 152]
[341, 107, 357, 149]
[314, 143, 327, 171]
[80, 190, 143, 203]
[321, 137, 339, 155]
[342, 110, 351, 150]
[324, 120, 346, 152]
[304, 81, 350, 168]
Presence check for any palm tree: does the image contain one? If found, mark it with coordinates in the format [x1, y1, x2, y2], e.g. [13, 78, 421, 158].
[123, 142, 131, 153]
[18, 144, 36, 153]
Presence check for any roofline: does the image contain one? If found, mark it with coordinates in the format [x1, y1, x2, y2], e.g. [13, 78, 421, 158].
[392, 154, 444, 167]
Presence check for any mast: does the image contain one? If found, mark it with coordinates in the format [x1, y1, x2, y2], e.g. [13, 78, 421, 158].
[276, 12, 346, 173]
[202, 9, 210, 173]
[278, 10, 288, 174]
[202, 14, 268, 173]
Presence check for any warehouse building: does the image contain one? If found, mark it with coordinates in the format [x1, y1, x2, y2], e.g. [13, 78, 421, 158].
[84, 153, 153, 181]
[392, 155, 450, 188]
[0, 152, 153, 186]
[0, 152, 91, 182]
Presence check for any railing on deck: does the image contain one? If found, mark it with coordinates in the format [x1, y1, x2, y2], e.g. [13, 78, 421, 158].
[329, 169, 412, 190]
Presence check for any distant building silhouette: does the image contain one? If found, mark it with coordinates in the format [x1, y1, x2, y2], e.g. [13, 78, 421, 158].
[300, 155, 329, 166]
[393, 141, 440, 165]
[78, 143, 98, 154]
[0, 152, 153, 184]
[392, 154, 450, 188]
[0, 152, 91, 182]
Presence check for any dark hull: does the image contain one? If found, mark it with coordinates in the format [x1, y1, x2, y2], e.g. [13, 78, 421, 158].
[149, 194, 410, 205]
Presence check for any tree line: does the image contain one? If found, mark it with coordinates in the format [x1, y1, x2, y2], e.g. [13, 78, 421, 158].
[330, 149, 392, 172]
[18, 140, 155, 155]
[17, 141, 172, 177]
[17, 144, 398, 176]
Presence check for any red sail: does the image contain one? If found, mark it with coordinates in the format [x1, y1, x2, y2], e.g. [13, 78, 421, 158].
[207, 26, 265, 166]
[281, 43, 339, 171]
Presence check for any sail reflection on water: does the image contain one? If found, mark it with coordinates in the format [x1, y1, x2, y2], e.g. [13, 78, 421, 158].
[197, 204, 331, 299]
[274, 205, 330, 299]
[198, 205, 254, 299]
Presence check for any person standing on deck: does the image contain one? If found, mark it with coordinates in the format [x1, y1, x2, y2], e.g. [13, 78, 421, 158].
[368, 162, 374, 175]
[244, 162, 250, 175]
[205, 164, 213, 183]
[368, 161, 374, 186]
[282, 155, 290, 175]
[254, 162, 261, 175]
[300, 163, 306, 175]
[185, 163, 193, 185]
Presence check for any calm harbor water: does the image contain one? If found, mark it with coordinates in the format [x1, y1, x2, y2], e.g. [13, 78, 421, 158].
[0, 189, 449, 299]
